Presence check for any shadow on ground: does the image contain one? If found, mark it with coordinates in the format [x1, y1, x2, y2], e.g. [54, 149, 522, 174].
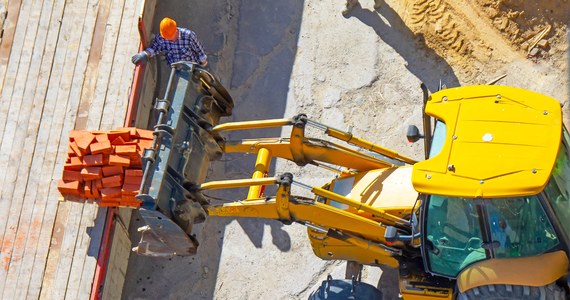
[122, 0, 303, 299]
[350, 2, 460, 91]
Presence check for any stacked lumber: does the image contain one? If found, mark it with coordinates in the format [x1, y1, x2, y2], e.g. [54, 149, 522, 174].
[57, 128, 154, 207]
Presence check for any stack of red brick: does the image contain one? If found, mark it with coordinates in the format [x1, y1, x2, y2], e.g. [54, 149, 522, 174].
[57, 128, 154, 207]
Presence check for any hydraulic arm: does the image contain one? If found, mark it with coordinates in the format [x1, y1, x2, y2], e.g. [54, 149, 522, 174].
[133, 63, 417, 259]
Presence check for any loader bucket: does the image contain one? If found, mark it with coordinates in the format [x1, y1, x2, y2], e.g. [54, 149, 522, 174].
[133, 208, 198, 257]
[134, 62, 232, 257]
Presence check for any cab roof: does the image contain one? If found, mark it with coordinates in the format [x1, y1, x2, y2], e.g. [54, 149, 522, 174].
[412, 85, 562, 198]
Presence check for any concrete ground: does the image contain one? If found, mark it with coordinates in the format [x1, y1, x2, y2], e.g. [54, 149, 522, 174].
[122, 0, 568, 299]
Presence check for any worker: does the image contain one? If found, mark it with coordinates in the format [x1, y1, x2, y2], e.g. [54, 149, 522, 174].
[342, 0, 383, 16]
[131, 17, 208, 67]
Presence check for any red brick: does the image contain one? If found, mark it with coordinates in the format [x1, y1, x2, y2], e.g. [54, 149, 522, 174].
[58, 180, 82, 195]
[68, 144, 75, 156]
[100, 187, 122, 198]
[62, 170, 82, 181]
[137, 129, 154, 140]
[68, 130, 82, 141]
[102, 165, 123, 177]
[98, 201, 120, 207]
[109, 155, 130, 167]
[92, 187, 101, 198]
[123, 140, 139, 146]
[81, 167, 102, 180]
[117, 127, 138, 138]
[125, 169, 143, 177]
[114, 145, 137, 155]
[102, 175, 123, 188]
[94, 133, 109, 142]
[124, 175, 142, 186]
[64, 156, 83, 171]
[90, 140, 112, 155]
[130, 157, 143, 167]
[138, 140, 153, 153]
[122, 184, 140, 195]
[110, 136, 126, 145]
[83, 154, 104, 166]
[75, 132, 96, 151]
[70, 141, 87, 157]
[108, 130, 131, 143]
[84, 183, 94, 198]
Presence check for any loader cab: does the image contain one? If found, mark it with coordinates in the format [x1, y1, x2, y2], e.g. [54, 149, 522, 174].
[411, 85, 570, 279]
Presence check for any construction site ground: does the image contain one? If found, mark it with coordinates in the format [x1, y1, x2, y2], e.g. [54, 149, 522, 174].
[122, 0, 569, 299]
[0, 0, 567, 299]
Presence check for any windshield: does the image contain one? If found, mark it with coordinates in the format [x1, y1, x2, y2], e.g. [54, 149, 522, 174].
[543, 128, 570, 241]
[425, 195, 559, 277]
[425, 196, 485, 277]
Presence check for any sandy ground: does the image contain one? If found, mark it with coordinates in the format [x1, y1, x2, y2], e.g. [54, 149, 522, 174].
[122, 0, 569, 299]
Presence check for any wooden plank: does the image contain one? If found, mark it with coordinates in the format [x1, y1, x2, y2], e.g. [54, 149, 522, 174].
[111, 0, 142, 129]
[0, 0, 57, 298]
[77, 208, 106, 299]
[35, 201, 69, 299]
[0, 0, 47, 198]
[74, 0, 112, 130]
[48, 201, 83, 300]
[7, 0, 67, 298]
[141, 0, 157, 45]
[11, 0, 98, 297]
[0, 0, 22, 96]
[99, 0, 132, 131]
[18, 0, 83, 296]
[86, 0, 126, 131]
[101, 208, 132, 300]
[72, 0, 138, 297]
[0, 2, 7, 45]
[30, 0, 93, 297]
[0, 0, 29, 140]
[69, 2, 113, 297]
[133, 0, 158, 128]
[41, 0, 124, 296]
[62, 204, 98, 300]
[0, 0, 32, 250]
[54, 0, 103, 297]
[0, 0, 45, 295]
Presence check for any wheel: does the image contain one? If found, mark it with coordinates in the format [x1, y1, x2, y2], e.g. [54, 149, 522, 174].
[308, 276, 383, 300]
[458, 283, 566, 300]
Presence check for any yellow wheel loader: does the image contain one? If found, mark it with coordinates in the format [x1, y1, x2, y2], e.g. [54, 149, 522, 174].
[133, 62, 570, 299]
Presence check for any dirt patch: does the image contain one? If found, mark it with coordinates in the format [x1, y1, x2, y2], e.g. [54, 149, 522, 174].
[475, 0, 569, 56]
[402, 0, 569, 82]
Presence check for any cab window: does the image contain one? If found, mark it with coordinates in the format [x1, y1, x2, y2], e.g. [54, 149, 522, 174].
[487, 197, 559, 258]
[544, 128, 570, 241]
[425, 195, 559, 278]
[425, 196, 486, 277]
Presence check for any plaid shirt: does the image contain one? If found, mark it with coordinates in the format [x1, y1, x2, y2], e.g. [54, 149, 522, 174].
[145, 27, 207, 66]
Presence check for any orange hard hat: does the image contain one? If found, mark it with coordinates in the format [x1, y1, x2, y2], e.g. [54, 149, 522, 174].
[160, 17, 177, 40]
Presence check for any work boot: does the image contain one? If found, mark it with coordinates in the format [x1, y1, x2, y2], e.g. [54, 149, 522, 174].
[342, 0, 358, 16]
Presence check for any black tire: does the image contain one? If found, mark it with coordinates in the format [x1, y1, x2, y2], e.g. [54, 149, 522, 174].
[458, 283, 567, 300]
[308, 277, 383, 300]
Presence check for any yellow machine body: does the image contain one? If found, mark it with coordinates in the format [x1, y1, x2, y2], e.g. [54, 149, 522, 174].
[413, 85, 562, 198]
[173, 85, 569, 299]
[307, 167, 417, 267]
